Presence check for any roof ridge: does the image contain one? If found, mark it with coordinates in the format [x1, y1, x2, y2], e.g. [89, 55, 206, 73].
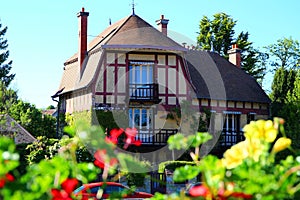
[103, 14, 138, 45]
[89, 15, 131, 51]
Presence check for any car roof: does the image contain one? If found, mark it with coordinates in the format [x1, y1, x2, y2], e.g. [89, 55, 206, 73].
[74, 182, 127, 194]
[83, 182, 125, 187]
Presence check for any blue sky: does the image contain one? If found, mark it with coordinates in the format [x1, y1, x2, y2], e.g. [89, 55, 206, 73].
[0, 0, 299, 109]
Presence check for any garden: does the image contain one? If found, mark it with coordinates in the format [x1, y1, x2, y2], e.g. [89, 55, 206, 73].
[0, 117, 300, 200]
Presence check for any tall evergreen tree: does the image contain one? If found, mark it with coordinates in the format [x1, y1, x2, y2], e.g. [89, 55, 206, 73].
[270, 67, 296, 104]
[0, 20, 15, 86]
[197, 13, 266, 83]
[0, 81, 17, 113]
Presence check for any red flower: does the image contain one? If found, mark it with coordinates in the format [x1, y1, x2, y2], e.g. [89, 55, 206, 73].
[51, 189, 72, 200]
[123, 128, 142, 149]
[0, 173, 14, 188]
[93, 149, 118, 169]
[189, 184, 210, 197]
[230, 192, 253, 199]
[51, 178, 78, 200]
[105, 128, 124, 145]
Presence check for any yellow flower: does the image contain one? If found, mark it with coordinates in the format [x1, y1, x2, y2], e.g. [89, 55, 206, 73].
[246, 138, 265, 162]
[222, 141, 248, 169]
[272, 137, 292, 153]
[243, 120, 278, 143]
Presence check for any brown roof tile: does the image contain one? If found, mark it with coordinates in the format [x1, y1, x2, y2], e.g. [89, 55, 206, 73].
[186, 50, 271, 103]
[0, 115, 36, 144]
[58, 14, 185, 94]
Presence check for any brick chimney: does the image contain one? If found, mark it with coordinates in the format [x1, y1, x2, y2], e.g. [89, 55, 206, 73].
[77, 7, 89, 71]
[156, 15, 169, 36]
[228, 44, 241, 68]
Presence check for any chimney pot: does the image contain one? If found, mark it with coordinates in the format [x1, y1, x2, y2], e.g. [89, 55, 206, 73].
[156, 14, 169, 36]
[228, 44, 241, 68]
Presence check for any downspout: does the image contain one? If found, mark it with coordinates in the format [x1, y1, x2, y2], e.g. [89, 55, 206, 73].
[51, 88, 64, 139]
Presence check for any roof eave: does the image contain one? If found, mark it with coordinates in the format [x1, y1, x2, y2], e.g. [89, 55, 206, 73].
[101, 44, 187, 52]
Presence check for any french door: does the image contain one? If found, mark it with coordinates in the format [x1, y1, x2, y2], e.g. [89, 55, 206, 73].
[129, 62, 154, 99]
[222, 113, 241, 146]
[128, 108, 153, 143]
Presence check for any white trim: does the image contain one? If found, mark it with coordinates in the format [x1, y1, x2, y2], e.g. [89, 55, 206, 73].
[223, 111, 242, 115]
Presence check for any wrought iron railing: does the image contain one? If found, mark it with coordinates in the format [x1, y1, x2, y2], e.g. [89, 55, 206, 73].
[135, 129, 178, 145]
[129, 83, 159, 102]
[111, 128, 177, 146]
[218, 129, 245, 148]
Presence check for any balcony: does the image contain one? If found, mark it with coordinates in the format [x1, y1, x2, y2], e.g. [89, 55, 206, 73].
[135, 128, 178, 146]
[114, 129, 178, 149]
[211, 129, 245, 157]
[129, 83, 161, 104]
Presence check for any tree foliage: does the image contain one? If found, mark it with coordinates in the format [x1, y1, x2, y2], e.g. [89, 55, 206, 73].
[0, 20, 15, 86]
[197, 13, 235, 56]
[0, 81, 17, 113]
[197, 13, 267, 83]
[270, 67, 297, 104]
[271, 65, 300, 151]
[9, 100, 56, 138]
[265, 36, 300, 71]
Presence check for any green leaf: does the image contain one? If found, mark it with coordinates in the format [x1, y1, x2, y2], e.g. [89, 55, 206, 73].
[188, 132, 212, 148]
[118, 153, 149, 173]
[167, 133, 188, 150]
[173, 165, 200, 182]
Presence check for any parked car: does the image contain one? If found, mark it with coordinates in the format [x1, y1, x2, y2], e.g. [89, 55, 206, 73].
[73, 182, 153, 199]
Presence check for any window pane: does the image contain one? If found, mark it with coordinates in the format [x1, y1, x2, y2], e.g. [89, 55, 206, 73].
[129, 109, 133, 127]
[134, 109, 140, 127]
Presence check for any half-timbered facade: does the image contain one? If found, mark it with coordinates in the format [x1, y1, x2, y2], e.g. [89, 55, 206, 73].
[55, 8, 270, 154]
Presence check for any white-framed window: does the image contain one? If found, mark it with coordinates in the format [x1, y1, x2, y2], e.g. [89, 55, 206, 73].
[221, 111, 242, 146]
[129, 61, 154, 85]
[128, 107, 153, 143]
[129, 62, 154, 99]
[129, 108, 152, 130]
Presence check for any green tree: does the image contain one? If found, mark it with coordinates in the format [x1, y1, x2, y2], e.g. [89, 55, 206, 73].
[9, 100, 56, 138]
[197, 13, 235, 56]
[270, 67, 297, 104]
[265, 36, 300, 71]
[0, 20, 15, 86]
[46, 105, 55, 109]
[197, 13, 266, 83]
[0, 81, 17, 113]
[288, 70, 300, 102]
[268, 38, 300, 153]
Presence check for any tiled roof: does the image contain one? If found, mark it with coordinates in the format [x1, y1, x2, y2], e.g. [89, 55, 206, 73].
[186, 50, 271, 103]
[58, 14, 185, 95]
[0, 115, 36, 144]
[105, 15, 185, 51]
[57, 13, 270, 105]
[58, 49, 103, 94]
[58, 61, 79, 93]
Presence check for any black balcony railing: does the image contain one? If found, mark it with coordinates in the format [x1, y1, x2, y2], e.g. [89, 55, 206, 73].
[217, 129, 245, 149]
[129, 83, 160, 103]
[134, 129, 178, 145]
[113, 129, 178, 146]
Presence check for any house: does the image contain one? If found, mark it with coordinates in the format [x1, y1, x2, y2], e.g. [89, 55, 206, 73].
[0, 114, 36, 144]
[42, 109, 57, 118]
[55, 8, 270, 157]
